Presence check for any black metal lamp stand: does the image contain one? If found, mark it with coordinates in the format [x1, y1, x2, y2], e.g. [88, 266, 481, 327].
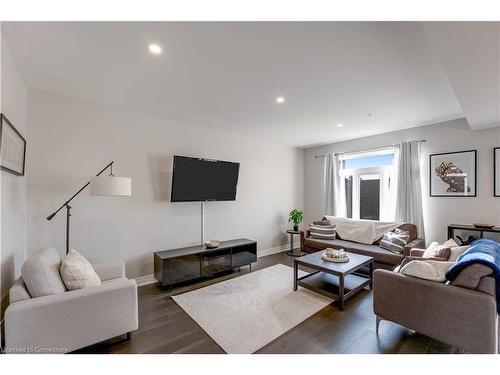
[46, 161, 114, 254]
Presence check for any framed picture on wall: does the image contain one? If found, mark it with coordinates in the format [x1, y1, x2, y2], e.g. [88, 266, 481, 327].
[495, 147, 500, 197]
[0, 113, 26, 176]
[429, 149, 476, 197]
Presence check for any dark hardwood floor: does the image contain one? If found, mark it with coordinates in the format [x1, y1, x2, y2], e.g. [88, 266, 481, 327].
[75, 252, 458, 354]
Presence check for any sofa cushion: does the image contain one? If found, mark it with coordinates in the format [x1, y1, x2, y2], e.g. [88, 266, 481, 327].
[21, 247, 66, 298]
[450, 263, 493, 290]
[60, 249, 101, 291]
[9, 277, 32, 303]
[476, 276, 496, 296]
[448, 245, 469, 262]
[305, 238, 403, 265]
[400, 259, 454, 282]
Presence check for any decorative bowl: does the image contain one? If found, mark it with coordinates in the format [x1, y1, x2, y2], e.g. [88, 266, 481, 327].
[473, 223, 495, 229]
[322, 252, 350, 263]
[204, 240, 220, 249]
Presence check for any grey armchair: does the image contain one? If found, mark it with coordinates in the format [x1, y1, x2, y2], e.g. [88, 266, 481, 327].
[373, 268, 499, 353]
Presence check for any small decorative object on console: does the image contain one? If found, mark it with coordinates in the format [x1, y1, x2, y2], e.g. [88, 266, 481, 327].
[322, 247, 349, 263]
[204, 240, 220, 249]
[473, 223, 495, 229]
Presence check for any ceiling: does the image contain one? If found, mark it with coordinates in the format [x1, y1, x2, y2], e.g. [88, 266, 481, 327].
[2, 22, 499, 147]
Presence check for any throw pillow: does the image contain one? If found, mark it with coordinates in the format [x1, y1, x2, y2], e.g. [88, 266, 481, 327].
[442, 238, 459, 248]
[60, 249, 101, 291]
[379, 231, 410, 254]
[423, 240, 454, 260]
[313, 220, 333, 226]
[21, 247, 67, 298]
[448, 245, 470, 262]
[394, 228, 410, 239]
[423, 245, 451, 260]
[309, 223, 336, 240]
[400, 259, 454, 282]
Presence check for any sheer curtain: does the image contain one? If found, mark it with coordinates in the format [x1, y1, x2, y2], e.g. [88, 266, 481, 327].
[324, 153, 342, 216]
[395, 141, 425, 239]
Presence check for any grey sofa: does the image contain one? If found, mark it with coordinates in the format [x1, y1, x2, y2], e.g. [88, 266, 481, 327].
[305, 219, 425, 270]
[5, 260, 138, 353]
[373, 249, 499, 354]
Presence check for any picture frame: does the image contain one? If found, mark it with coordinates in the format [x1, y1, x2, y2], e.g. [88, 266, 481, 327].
[0, 113, 26, 176]
[495, 147, 500, 197]
[429, 149, 476, 197]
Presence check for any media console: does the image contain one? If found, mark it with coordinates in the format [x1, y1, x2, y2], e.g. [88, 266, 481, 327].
[154, 238, 257, 290]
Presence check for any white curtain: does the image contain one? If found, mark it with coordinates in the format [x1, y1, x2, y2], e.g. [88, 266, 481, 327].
[395, 141, 425, 239]
[324, 153, 341, 216]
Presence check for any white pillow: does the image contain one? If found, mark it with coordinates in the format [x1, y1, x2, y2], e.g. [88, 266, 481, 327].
[423, 239, 459, 259]
[442, 238, 459, 248]
[60, 249, 101, 291]
[21, 247, 67, 298]
[400, 259, 454, 282]
[448, 245, 470, 262]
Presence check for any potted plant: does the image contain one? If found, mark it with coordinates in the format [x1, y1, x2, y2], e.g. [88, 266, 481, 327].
[288, 209, 304, 231]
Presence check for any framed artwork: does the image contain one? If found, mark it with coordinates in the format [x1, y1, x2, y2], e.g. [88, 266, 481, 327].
[429, 149, 476, 197]
[495, 147, 500, 197]
[0, 113, 26, 176]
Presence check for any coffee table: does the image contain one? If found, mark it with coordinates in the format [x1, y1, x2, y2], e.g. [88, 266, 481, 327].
[293, 251, 373, 310]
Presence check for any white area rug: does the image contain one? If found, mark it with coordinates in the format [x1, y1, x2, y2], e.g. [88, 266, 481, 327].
[172, 264, 333, 353]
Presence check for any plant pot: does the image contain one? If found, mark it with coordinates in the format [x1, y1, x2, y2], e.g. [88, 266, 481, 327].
[293, 225, 299, 231]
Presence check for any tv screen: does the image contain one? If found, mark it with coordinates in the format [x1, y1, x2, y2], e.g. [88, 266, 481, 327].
[170, 156, 240, 202]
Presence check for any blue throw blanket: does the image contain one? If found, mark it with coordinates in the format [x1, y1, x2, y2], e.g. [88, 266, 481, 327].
[446, 238, 500, 313]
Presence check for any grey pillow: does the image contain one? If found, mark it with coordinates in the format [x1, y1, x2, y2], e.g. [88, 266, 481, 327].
[313, 220, 333, 226]
[21, 247, 66, 298]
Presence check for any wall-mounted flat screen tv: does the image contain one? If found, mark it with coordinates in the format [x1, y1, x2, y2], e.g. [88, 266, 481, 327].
[170, 156, 240, 202]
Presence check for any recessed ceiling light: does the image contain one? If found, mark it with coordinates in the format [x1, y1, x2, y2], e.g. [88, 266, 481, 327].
[336, 123, 344, 128]
[276, 96, 285, 104]
[148, 44, 162, 55]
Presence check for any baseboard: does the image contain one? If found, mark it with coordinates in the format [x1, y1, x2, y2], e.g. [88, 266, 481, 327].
[257, 243, 294, 257]
[134, 274, 157, 287]
[134, 243, 295, 287]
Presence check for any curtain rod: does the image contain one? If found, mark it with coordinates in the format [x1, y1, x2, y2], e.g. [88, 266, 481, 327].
[314, 139, 426, 159]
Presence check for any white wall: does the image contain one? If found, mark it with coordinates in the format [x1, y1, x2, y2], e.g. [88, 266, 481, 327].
[1, 33, 28, 310]
[304, 118, 500, 244]
[26, 90, 304, 278]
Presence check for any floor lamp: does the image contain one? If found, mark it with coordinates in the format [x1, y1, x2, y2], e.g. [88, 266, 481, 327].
[46, 161, 132, 254]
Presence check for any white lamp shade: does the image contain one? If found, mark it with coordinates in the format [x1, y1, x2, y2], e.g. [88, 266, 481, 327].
[90, 176, 132, 197]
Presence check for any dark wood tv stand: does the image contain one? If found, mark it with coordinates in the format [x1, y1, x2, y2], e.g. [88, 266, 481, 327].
[154, 238, 257, 290]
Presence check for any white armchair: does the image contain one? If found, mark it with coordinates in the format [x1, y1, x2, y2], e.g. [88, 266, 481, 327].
[5, 260, 138, 353]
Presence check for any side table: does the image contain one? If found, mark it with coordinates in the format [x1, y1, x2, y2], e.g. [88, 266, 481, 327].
[286, 229, 306, 257]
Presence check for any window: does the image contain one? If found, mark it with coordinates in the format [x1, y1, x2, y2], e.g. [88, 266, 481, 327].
[338, 148, 396, 221]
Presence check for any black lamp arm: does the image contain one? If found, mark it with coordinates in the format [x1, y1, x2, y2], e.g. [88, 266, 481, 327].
[46, 161, 114, 221]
